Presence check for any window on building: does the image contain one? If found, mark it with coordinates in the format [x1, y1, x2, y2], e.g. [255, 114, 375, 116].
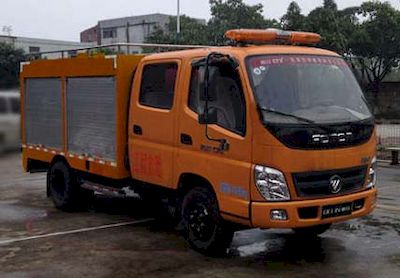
[10, 98, 20, 114]
[188, 63, 246, 135]
[103, 28, 117, 39]
[139, 63, 178, 109]
[29, 46, 40, 53]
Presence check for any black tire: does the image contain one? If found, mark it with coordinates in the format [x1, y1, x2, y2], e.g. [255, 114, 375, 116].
[293, 224, 332, 237]
[47, 161, 90, 211]
[182, 187, 234, 256]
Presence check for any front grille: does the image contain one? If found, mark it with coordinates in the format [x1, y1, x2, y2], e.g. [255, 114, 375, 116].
[264, 118, 374, 150]
[292, 166, 368, 198]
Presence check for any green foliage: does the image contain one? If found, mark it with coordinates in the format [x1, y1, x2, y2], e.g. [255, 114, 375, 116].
[306, 3, 351, 54]
[0, 42, 25, 89]
[323, 0, 338, 10]
[146, 15, 208, 47]
[145, 0, 280, 47]
[207, 0, 280, 45]
[281, 0, 355, 55]
[281, 1, 307, 31]
[349, 1, 400, 93]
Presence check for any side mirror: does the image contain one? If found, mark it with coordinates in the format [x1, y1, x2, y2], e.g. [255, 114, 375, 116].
[198, 107, 218, 125]
[199, 81, 217, 102]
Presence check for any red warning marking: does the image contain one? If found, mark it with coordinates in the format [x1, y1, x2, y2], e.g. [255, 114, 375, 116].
[133, 152, 162, 178]
[250, 55, 348, 68]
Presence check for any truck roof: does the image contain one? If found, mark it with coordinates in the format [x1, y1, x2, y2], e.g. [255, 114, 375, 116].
[142, 45, 340, 62]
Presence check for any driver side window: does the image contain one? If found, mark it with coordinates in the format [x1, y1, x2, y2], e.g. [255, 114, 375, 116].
[188, 64, 246, 136]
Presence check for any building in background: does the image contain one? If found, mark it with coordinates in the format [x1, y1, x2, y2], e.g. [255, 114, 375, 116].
[81, 13, 206, 53]
[80, 26, 99, 45]
[0, 35, 94, 59]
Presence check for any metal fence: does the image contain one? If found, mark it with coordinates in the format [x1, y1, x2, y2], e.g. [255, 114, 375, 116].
[23, 42, 211, 60]
[377, 124, 400, 147]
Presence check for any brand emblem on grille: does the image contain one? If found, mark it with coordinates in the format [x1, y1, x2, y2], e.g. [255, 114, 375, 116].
[329, 175, 343, 194]
[312, 132, 353, 144]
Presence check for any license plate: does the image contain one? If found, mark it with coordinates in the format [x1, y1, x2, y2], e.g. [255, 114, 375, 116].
[321, 202, 353, 219]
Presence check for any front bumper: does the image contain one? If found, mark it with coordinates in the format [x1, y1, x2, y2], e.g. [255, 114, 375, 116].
[251, 188, 377, 229]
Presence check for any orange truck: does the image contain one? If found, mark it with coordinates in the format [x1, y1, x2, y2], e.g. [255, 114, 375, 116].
[21, 29, 377, 255]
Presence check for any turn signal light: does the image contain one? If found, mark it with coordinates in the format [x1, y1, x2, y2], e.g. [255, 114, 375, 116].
[225, 29, 321, 45]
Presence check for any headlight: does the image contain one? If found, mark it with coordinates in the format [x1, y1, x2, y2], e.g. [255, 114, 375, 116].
[366, 156, 377, 189]
[254, 165, 291, 201]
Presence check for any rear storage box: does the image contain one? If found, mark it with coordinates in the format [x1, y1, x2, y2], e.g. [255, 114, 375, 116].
[21, 54, 144, 179]
[25, 78, 62, 149]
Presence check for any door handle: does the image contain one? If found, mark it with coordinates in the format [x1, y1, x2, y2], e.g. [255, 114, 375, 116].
[133, 125, 143, 135]
[180, 133, 193, 145]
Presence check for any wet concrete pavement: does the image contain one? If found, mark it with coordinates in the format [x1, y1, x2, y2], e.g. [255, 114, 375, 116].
[0, 153, 399, 277]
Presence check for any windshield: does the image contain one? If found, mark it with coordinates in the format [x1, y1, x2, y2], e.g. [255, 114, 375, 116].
[246, 55, 373, 124]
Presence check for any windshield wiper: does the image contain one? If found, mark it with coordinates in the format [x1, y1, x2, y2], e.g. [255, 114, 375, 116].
[259, 108, 331, 131]
[259, 108, 316, 123]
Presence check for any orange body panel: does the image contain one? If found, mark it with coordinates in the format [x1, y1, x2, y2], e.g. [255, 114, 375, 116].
[22, 44, 377, 229]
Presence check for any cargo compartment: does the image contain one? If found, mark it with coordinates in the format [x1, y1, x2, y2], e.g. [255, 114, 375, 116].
[21, 54, 144, 179]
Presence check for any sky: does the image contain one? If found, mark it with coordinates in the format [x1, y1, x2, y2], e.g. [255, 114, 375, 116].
[1, 0, 400, 42]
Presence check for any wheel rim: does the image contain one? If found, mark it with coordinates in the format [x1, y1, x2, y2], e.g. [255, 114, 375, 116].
[185, 202, 215, 241]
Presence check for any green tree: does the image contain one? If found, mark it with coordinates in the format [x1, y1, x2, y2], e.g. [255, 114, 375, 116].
[207, 0, 280, 45]
[349, 1, 400, 98]
[145, 15, 208, 47]
[323, 0, 338, 10]
[306, 0, 352, 54]
[0, 42, 25, 88]
[281, 1, 307, 31]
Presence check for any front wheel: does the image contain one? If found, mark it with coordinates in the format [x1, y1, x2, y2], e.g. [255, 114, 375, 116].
[293, 224, 332, 237]
[182, 187, 234, 256]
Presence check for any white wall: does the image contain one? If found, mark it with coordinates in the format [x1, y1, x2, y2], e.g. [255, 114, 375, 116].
[0, 35, 94, 59]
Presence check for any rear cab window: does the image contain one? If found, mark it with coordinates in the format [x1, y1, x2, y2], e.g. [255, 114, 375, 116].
[139, 63, 178, 110]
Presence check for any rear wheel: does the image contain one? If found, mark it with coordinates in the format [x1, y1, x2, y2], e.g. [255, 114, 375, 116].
[293, 224, 331, 237]
[47, 161, 91, 211]
[182, 187, 234, 256]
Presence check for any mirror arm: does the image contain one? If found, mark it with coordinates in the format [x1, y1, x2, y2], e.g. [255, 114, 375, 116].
[203, 52, 230, 152]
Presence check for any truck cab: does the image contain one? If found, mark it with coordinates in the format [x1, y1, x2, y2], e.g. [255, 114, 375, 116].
[21, 29, 377, 256]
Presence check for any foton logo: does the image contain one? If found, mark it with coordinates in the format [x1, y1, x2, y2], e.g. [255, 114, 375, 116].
[312, 132, 353, 144]
[329, 175, 343, 194]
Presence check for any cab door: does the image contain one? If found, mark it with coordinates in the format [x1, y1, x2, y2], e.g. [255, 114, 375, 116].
[128, 60, 181, 188]
[176, 57, 253, 220]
